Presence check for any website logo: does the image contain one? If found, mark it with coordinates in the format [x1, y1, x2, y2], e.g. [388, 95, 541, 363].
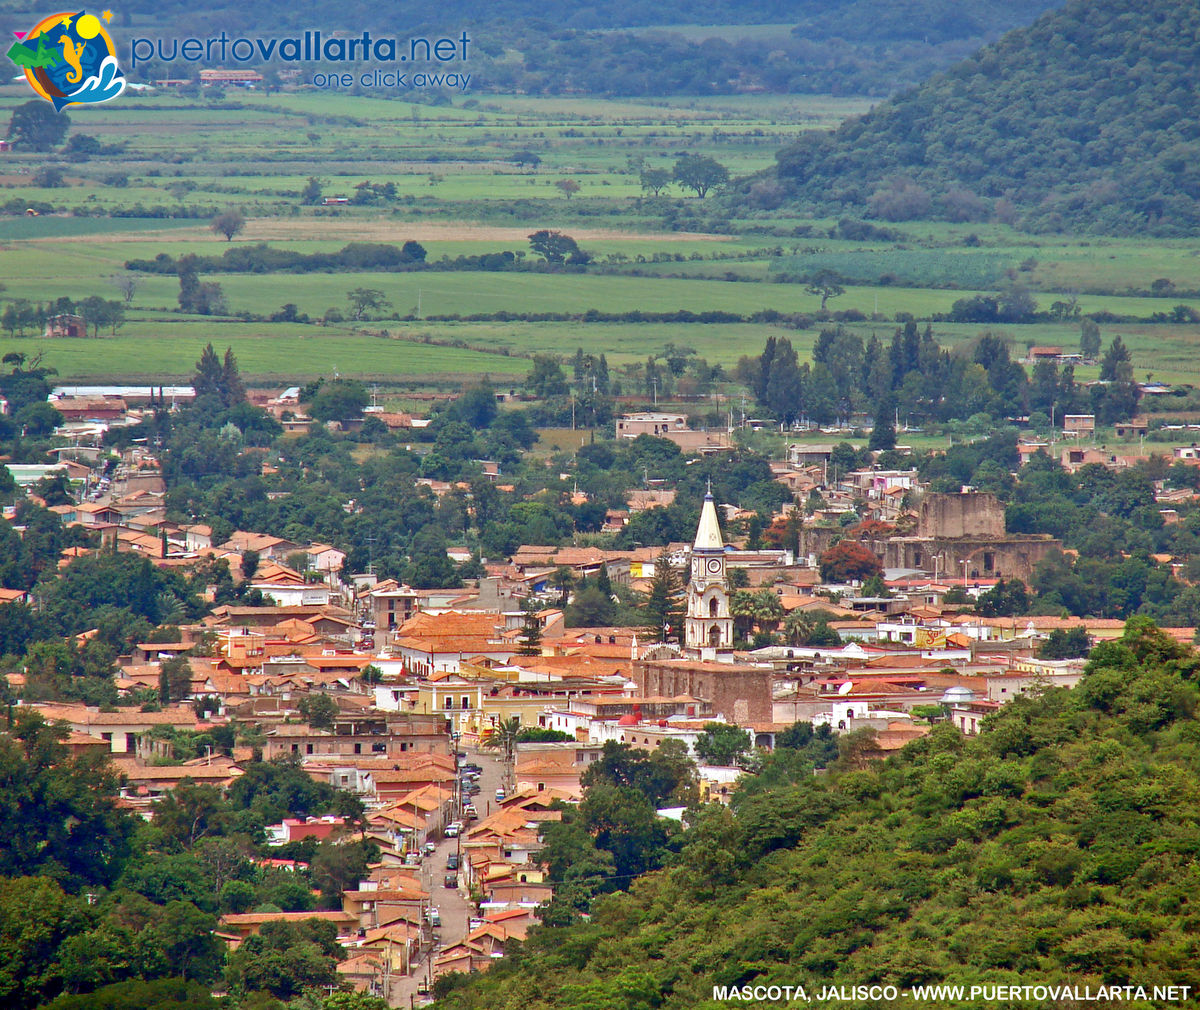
[8, 10, 125, 111]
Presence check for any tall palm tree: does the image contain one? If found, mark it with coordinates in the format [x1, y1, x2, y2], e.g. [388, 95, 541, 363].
[482, 716, 521, 790]
[752, 589, 784, 635]
[550, 565, 577, 607]
[730, 589, 758, 641]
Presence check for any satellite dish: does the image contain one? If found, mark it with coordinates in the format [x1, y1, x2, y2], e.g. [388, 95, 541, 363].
[837, 680, 853, 696]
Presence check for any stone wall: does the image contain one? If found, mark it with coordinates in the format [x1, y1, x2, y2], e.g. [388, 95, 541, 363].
[917, 492, 1005, 539]
[634, 659, 773, 723]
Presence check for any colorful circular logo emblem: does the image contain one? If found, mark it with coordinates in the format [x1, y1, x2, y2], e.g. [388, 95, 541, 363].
[8, 10, 125, 110]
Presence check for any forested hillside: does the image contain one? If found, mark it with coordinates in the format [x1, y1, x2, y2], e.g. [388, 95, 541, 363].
[767, 0, 1200, 233]
[435, 619, 1200, 1008]
[0, 0, 1056, 96]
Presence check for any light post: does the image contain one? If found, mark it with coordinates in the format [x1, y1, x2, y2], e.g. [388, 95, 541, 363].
[961, 559, 969, 591]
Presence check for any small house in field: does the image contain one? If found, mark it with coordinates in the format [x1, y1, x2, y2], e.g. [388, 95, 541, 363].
[45, 314, 86, 338]
[1114, 418, 1149, 438]
[1028, 346, 1062, 361]
[0, 140, 12, 153]
[199, 68, 263, 86]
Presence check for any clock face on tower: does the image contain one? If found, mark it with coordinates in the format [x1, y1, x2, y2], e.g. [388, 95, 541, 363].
[706, 557, 722, 574]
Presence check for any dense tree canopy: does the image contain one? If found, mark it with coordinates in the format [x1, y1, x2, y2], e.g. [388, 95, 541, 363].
[767, 0, 1200, 234]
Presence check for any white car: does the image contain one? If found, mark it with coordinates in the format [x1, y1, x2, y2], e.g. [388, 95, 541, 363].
[445, 821, 462, 837]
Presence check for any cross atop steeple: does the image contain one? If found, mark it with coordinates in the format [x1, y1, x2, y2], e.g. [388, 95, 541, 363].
[706, 476, 712, 496]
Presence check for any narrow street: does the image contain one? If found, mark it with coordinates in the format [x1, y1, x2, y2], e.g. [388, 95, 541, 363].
[387, 744, 508, 1007]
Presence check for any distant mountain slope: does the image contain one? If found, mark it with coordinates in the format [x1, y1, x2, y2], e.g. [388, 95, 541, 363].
[0, 0, 1056, 97]
[767, 0, 1200, 233]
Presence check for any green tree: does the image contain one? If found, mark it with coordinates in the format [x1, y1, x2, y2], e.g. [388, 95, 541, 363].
[694, 723, 752, 766]
[525, 355, 569, 398]
[643, 559, 684, 643]
[483, 715, 521, 770]
[322, 993, 390, 1010]
[528, 230, 583, 264]
[0, 875, 88, 1009]
[565, 583, 616, 627]
[210, 208, 246, 242]
[975, 578, 1029, 617]
[0, 711, 135, 889]
[639, 166, 672, 196]
[1038, 627, 1091, 659]
[32, 165, 67, 187]
[310, 840, 377, 902]
[139, 901, 222, 982]
[345, 287, 391, 320]
[221, 347, 246, 407]
[226, 758, 335, 824]
[158, 655, 192, 705]
[191, 343, 224, 401]
[308, 379, 368, 422]
[1100, 335, 1133, 382]
[578, 783, 671, 879]
[751, 588, 784, 635]
[580, 740, 697, 808]
[225, 918, 343, 999]
[300, 176, 323, 205]
[806, 269, 846, 312]
[149, 780, 227, 849]
[298, 693, 339, 731]
[730, 589, 758, 641]
[1080, 318, 1102, 360]
[517, 598, 543, 656]
[42, 979, 224, 1010]
[8, 101, 69, 152]
[672, 154, 729, 198]
[22, 402, 65, 438]
[550, 565, 577, 607]
[869, 398, 897, 450]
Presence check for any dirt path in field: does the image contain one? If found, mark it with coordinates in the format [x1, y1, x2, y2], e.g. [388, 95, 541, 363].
[17, 217, 733, 245]
[240, 218, 733, 243]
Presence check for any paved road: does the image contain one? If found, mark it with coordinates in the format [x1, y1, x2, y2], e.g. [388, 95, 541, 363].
[387, 744, 507, 1007]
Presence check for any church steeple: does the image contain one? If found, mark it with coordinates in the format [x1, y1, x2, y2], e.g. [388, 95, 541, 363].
[693, 487, 724, 551]
[685, 490, 733, 661]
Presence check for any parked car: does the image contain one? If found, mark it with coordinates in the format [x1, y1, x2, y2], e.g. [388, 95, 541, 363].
[445, 821, 462, 838]
[427, 908, 441, 928]
[463, 804, 478, 820]
[446, 853, 460, 871]
[443, 874, 457, 889]
[461, 763, 482, 774]
[422, 841, 437, 856]
[495, 788, 507, 802]
[465, 783, 481, 795]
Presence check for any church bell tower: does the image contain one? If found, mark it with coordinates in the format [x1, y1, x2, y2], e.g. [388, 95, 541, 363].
[685, 488, 733, 661]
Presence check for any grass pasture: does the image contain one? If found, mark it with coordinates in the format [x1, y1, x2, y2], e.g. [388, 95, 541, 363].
[0, 90, 1197, 385]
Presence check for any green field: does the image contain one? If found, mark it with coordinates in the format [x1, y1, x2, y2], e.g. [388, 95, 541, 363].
[0, 323, 528, 382]
[0, 89, 1198, 384]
